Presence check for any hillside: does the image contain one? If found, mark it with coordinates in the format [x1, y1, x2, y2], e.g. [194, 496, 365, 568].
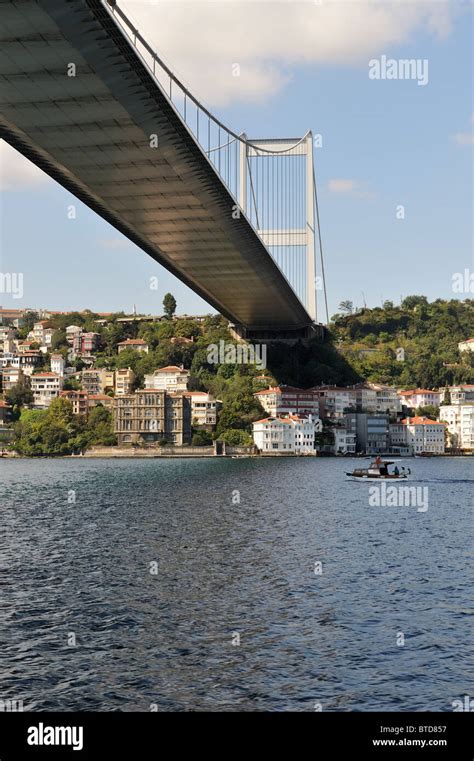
[330, 296, 473, 388]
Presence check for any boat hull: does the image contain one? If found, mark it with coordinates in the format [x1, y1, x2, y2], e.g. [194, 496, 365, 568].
[346, 475, 409, 482]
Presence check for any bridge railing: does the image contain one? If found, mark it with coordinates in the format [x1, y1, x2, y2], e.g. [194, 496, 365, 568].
[102, 0, 327, 322]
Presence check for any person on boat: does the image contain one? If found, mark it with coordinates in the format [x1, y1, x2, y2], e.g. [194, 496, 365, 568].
[375, 455, 382, 466]
[393, 465, 400, 476]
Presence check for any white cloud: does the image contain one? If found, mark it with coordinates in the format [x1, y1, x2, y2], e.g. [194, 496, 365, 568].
[328, 178, 375, 198]
[123, 0, 455, 106]
[328, 179, 357, 193]
[0, 140, 48, 191]
[453, 132, 474, 146]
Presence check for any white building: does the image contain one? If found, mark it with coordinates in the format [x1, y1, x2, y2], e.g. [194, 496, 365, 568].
[252, 414, 321, 454]
[333, 427, 356, 454]
[144, 365, 189, 392]
[30, 372, 63, 408]
[65, 325, 82, 344]
[439, 404, 474, 451]
[370, 384, 401, 414]
[187, 391, 220, 428]
[398, 389, 442, 409]
[50, 354, 65, 377]
[310, 386, 352, 419]
[458, 338, 474, 353]
[443, 385, 474, 405]
[401, 417, 445, 454]
[254, 385, 320, 418]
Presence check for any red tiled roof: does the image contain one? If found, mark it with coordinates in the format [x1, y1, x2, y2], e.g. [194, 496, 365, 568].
[157, 365, 188, 373]
[401, 417, 445, 425]
[118, 338, 147, 345]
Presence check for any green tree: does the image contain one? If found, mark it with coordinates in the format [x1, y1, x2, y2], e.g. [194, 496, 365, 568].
[163, 293, 177, 320]
[5, 379, 33, 411]
[339, 300, 353, 315]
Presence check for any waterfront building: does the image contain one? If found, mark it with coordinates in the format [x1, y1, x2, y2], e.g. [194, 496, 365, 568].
[31, 372, 63, 408]
[144, 365, 190, 392]
[401, 417, 445, 455]
[113, 390, 191, 446]
[344, 413, 390, 454]
[255, 385, 320, 418]
[187, 391, 220, 428]
[439, 404, 474, 451]
[333, 427, 357, 455]
[252, 414, 320, 454]
[114, 367, 135, 395]
[117, 338, 149, 354]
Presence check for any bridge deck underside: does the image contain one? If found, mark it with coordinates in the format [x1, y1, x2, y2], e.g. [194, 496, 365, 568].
[0, 0, 312, 331]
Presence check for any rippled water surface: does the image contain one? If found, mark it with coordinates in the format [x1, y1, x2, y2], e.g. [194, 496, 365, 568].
[1, 456, 472, 711]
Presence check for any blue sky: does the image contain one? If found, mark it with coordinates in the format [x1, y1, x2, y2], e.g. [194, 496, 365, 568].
[1, 0, 472, 320]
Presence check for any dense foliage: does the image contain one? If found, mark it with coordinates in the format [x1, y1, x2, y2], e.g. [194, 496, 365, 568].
[331, 297, 473, 388]
[12, 398, 116, 456]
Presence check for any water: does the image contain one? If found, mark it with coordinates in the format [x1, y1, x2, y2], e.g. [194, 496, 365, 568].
[1, 456, 472, 712]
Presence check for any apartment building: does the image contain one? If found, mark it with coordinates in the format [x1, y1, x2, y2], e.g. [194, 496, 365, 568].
[1, 366, 24, 391]
[73, 332, 101, 356]
[255, 385, 320, 418]
[31, 372, 63, 408]
[66, 325, 82, 344]
[439, 404, 474, 451]
[310, 386, 352, 420]
[344, 413, 390, 454]
[50, 354, 65, 377]
[113, 390, 191, 446]
[398, 389, 442, 409]
[443, 385, 474, 404]
[82, 368, 115, 395]
[333, 427, 357, 454]
[187, 391, 220, 428]
[0, 351, 42, 375]
[60, 390, 89, 417]
[114, 367, 135, 395]
[144, 365, 190, 392]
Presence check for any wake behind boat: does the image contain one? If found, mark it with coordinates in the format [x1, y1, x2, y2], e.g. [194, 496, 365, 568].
[346, 457, 411, 482]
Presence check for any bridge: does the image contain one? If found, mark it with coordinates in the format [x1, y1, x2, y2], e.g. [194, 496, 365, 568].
[0, 0, 328, 339]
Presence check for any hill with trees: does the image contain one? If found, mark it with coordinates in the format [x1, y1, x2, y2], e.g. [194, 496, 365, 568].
[330, 296, 473, 388]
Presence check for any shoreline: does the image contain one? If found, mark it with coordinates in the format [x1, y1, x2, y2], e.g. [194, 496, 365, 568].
[2, 451, 471, 460]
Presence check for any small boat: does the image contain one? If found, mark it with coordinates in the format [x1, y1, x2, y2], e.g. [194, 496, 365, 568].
[346, 458, 411, 481]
